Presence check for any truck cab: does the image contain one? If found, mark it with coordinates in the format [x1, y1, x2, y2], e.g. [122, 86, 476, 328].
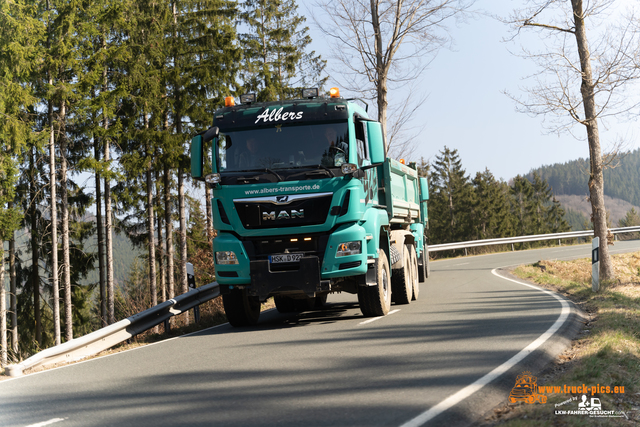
[191, 89, 429, 326]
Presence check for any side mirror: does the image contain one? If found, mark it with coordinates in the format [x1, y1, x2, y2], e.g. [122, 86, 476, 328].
[191, 135, 204, 180]
[366, 121, 386, 164]
[203, 126, 219, 143]
[419, 177, 429, 201]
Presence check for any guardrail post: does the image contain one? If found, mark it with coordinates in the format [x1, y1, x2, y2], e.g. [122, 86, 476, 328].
[511, 244, 514, 252]
[592, 237, 600, 292]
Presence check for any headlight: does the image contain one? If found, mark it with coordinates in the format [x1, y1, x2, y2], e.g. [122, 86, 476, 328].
[215, 251, 239, 265]
[336, 241, 361, 257]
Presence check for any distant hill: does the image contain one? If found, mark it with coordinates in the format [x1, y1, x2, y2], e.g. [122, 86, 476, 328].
[530, 148, 640, 207]
[554, 194, 640, 227]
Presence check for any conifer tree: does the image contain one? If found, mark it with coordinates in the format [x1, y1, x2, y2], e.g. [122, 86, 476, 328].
[530, 172, 553, 235]
[239, 0, 326, 101]
[510, 175, 536, 238]
[472, 170, 514, 240]
[428, 147, 475, 245]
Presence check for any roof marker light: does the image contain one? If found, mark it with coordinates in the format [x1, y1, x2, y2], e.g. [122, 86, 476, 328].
[330, 87, 340, 98]
[225, 96, 235, 107]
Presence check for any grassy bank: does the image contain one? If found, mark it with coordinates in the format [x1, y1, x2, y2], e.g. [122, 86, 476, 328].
[484, 252, 640, 425]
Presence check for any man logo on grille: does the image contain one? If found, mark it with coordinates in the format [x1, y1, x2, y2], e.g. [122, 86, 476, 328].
[276, 196, 289, 203]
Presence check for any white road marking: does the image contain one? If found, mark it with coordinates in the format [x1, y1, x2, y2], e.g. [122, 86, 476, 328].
[359, 309, 400, 325]
[26, 418, 65, 427]
[399, 268, 571, 427]
[454, 262, 470, 266]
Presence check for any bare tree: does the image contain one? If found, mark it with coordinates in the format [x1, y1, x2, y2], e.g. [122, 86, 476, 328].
[505, 0, 640, 281]
[315, 0, 470, 153]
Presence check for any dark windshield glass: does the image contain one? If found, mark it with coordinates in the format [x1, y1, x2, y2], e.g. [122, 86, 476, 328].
[217, 122, 349, 172]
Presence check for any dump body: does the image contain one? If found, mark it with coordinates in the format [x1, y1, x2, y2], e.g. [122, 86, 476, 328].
[191, 95, 429, 323]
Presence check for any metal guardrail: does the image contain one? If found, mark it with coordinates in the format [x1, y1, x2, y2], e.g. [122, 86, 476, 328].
[429, 226, 640, 252]
[5, 282, 220, 377]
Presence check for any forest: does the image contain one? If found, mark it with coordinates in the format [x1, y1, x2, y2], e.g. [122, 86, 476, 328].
[530, 149, 640, 207]
[0, 0, 325, 367]
[419, 147, 570, 249]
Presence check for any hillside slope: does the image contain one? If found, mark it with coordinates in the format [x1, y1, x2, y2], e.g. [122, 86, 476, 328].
[554, 194, 640, 226]
[530, 148, 640, 207]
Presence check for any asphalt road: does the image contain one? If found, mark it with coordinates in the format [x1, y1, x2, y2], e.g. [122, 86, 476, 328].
[2, 240, 639, 427]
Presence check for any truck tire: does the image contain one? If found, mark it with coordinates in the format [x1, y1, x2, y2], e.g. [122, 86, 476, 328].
[314, 293, 328, 308]
[418, 245, 430, 283]
[389, 244, 401, 268]
[391, 246, 412, 304]
[274, 296, 296, 313]
[358, 249, 391, 317]
[409, 245, 419, 300]
[222, 288, 260, 326]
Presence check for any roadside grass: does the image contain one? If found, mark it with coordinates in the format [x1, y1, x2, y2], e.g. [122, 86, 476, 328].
[483, 252, 640, 426]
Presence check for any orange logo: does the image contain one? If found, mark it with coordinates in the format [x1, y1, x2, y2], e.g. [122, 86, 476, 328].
[509, 371, 548, 404]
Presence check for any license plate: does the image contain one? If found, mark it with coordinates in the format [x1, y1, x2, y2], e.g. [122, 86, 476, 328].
[269, 253, 304, 263]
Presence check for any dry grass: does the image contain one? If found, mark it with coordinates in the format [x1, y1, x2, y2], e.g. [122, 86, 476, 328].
[482, 252, 640, 426]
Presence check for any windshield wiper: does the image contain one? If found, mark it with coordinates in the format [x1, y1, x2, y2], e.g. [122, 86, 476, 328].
[238, 168, 283, 182]
[286, 165, 336, 180]
[314, 164, 335, 177]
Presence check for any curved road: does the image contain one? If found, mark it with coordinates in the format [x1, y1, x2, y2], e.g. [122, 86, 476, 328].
[2, 240, 639, 427]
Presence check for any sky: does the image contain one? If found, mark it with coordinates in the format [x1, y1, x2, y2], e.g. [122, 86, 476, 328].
[306, 0, 640, 182]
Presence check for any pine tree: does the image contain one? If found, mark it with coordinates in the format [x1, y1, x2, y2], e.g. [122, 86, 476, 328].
[472, 169, 515, 241]
[239, 0, 326, 101]
[428, 147, 475, 245]
[510, 175, 536, 237]
[0, 0, 40, 364]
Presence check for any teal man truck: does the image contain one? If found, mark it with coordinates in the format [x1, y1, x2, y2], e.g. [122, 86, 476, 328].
[191, 88, 429, 326]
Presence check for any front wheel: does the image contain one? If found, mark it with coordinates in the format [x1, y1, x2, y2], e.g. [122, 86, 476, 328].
[223, 288, 261, 327]
[358, 249, 391, 317]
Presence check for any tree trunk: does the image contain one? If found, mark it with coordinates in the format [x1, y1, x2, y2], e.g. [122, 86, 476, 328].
[370, 0, 388, 151]
[156, 171, 166, 302]
[105, 135, 115, 324]
[144, 112, 157, 333]
[164, 166, 175, 305]
[29, 147, 41, 345]
[9, 224, 17, 354]
[49, 95, 61, 346]
[178, 167, 189, 324]
[60, 100, 72, 341]
[571, 0, 614, 281]
[95, 144, 106, 327]
[1, 245, 6, 367]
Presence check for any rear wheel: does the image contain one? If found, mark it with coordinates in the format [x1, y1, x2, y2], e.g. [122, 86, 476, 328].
[358, 249, 391, 317]
[223, 288, 261, 326]
[391, 246, 412, 304]
[409, 245, 419, 300]
[314, 293, 328, 308]
[418, 244, 430, 283]
[274, 295, 296, 313]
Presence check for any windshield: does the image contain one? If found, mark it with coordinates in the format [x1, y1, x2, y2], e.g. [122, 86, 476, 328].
[217, 122, 349, 173]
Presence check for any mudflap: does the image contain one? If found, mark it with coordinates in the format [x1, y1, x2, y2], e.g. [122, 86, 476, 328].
[249, 256, 330, 300]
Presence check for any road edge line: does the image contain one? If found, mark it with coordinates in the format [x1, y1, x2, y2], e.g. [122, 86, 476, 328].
[398, 267, 572, 427]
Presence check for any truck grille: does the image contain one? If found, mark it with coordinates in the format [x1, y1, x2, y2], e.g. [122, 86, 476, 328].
[234, 193, 333, 229]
